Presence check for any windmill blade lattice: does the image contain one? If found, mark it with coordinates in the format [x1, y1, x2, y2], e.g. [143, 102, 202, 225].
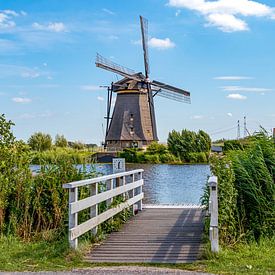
[95, 53, 142, 82]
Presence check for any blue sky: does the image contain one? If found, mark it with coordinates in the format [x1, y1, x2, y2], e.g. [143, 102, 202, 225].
[1, 0, 275, 144]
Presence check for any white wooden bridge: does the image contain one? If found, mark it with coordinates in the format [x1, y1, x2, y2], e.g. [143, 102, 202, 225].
[63, 169, 218, 263]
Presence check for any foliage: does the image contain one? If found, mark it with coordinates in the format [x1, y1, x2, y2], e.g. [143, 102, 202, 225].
[223, 139, 244, 151]
[167, 129, 211, 162]
[146, 141, 167, 155]
[118, 146, 179, 164]
[28, 132, 52, 151]
[203, 132, 275, 245]
[31, 147, 93, 165]
[70, 141, 86, 150]
[55, 134, 68, 147]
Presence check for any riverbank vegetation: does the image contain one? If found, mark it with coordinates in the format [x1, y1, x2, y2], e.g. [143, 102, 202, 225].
[119, 129, 211, 164]
[27, 132, 96, 164]
[0, 115, 133, 267]
[201, 130, 275, 273]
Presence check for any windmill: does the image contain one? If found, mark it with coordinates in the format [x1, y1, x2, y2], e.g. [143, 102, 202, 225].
[95, 16, 190, 150]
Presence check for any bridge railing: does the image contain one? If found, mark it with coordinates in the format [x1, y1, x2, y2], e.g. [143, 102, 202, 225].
[208, 176, 219, 253]
[63, 169, 144, 249]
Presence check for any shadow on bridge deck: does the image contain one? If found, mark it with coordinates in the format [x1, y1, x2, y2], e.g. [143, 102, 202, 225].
[85, 207, 205, 264]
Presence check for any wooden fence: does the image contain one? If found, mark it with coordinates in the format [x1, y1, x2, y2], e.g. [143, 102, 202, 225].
[208, 176, 219, 253]
[63, 169, 144, 249]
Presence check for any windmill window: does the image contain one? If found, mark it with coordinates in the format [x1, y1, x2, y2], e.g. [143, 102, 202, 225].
[130, 113, 134, 121]
[130, 127, 134, 134]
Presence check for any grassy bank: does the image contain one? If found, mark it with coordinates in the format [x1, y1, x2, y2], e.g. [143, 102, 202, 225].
[1, 236, 274, 274]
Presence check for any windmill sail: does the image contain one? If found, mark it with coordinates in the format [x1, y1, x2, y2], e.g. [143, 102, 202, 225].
[152, 80, 191, 103]
[95, 53, 142, 82]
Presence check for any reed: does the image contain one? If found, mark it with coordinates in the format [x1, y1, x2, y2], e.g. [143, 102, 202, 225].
[202, 132, 275, 245]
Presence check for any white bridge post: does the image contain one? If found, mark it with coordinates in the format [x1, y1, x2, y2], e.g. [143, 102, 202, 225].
[208, 176, 219, 253]
[69, 187, 78, 249]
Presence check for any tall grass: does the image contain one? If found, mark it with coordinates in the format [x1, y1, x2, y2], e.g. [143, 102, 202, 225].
[202, 132, 275, 245]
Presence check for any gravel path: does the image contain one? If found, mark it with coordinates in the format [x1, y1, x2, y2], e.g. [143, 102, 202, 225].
[1, 266, 212, 275]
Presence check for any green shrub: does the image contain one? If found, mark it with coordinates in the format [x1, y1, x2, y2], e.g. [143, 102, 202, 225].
[144, 154, 160, 164]
[28, 132, 52, 151]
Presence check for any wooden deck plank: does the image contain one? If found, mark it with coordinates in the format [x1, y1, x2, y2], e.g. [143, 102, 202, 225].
[86, 208, 205, 264]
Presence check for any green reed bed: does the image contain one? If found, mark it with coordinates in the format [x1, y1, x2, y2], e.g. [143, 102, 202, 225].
[0, 114, 133, 271]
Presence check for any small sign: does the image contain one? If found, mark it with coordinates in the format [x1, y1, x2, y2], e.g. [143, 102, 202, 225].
[112, 158, 125, 173]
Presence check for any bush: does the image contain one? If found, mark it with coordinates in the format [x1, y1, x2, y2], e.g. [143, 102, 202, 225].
[55, 134, 68, 148]
[146, 142, 167, 155]
[28, 132, 52, 151]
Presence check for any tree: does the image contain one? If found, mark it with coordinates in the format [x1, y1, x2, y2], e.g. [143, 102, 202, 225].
[28, 132, 52, 151]
[55, 134, 68, 147]
[146, 141, 167, 155]
[0, 114, 15, 147]
[167, 129, 211, 161]
[71, 141, 86, 150]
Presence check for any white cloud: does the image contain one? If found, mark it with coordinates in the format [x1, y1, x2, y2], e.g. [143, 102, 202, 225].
[107, 35, 118, 40]
[214, 76, 252, 80]
[191, 115, 204, 119]
[168, 0, 275, 32]
[0, 64, 51, 79]
[81, 85, 105, 91]
[102, 8, 115, 15]
[227, 112, 233, 117]
[206, 13, 248, 32]
[97, 96, 104, 101]
[148, 37, 175, 49]
[21, 71, 40, 78]
[222, 86, 272, 93]
[32, 22, 66, 32]
[227, 93, 247, 100]
[12, 97, 32, 103]
[0, 10, 18, 29]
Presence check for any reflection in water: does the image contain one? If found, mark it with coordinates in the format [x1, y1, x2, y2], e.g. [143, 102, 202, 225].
[30, 163, 210, 205]
[94, 163, 210, 205]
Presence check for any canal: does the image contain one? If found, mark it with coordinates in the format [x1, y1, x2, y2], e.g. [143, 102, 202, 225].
[93, 163, 210, 205]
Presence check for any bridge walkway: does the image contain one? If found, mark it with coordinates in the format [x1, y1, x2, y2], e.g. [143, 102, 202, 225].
[85, 206, 205, 263]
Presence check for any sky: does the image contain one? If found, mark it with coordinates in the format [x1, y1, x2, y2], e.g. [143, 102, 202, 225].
[0, 0, 275, 145]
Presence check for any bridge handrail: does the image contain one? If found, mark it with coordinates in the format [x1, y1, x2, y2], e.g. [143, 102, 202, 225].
[63, 169, 144, 249]
[208, 175, 219, 253]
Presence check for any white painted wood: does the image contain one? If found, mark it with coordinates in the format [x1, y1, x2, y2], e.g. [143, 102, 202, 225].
[70, 179, 143, 214]
[64, 169, 144, 249]
[90, 182, 98, 235]
[208, 176, 219, 253]
[70, 193, 144, 240]
[68, 187, 78, 249]
[63, 169, 143, 189]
